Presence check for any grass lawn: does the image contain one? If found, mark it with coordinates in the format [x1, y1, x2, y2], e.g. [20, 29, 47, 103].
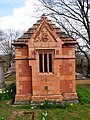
[0, 84, 90, 120]
[4, 74, 16, 81]
[4, 74, 16, 85]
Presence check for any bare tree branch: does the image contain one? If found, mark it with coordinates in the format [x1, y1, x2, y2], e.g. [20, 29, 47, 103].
[39, 0, 90, 74]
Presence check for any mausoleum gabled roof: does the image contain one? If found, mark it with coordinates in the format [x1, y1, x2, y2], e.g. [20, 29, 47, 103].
[13, 14, 77, 45]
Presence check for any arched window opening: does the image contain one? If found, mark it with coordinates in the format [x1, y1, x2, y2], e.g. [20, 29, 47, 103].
[39, 52, 53, 73]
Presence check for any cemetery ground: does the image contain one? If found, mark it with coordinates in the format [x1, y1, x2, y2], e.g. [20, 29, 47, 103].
[0, 75, 90, 120]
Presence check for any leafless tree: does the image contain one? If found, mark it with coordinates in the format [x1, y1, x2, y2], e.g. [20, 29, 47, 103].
[0, 29, 22, 68]
[39, 0, 90, 75]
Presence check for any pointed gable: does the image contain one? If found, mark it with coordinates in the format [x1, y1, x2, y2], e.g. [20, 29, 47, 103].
[32, 14, 58, 42]
[13, 14, 77, 45]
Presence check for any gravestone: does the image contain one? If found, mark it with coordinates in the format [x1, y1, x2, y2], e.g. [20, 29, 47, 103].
[0, 60, 6, 89]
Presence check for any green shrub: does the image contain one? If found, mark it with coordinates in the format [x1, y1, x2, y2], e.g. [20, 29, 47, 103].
[0, 82, 16, 101]
[38, 111, 48, 120]
[0, 116, 4, 120]
[36, 100, 70, 109]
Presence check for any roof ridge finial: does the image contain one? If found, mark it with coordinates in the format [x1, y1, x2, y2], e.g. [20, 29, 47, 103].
[41, 14, 47, 20]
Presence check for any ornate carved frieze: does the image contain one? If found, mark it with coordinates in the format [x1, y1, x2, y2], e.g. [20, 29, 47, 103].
[34, 27, 55, 42]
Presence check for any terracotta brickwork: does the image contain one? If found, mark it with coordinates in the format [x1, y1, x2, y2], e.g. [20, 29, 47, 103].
[15, 46, 32, 102]
[13, 14, 78, 104]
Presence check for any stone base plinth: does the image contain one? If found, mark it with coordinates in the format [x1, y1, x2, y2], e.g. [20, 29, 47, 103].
[63, 92, 78, 100]
[31, 94, 63, 102]
[14, 94, 31, 105]
[14, 93, 78, 105]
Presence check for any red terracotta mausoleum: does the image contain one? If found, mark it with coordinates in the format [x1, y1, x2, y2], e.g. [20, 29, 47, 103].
[13, 14, 78, 104]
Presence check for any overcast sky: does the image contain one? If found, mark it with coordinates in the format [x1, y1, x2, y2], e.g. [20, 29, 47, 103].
[0, 0, 43, 30]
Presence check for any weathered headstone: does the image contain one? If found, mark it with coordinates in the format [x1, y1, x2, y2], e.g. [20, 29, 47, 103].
[0, 60, 6, 89]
